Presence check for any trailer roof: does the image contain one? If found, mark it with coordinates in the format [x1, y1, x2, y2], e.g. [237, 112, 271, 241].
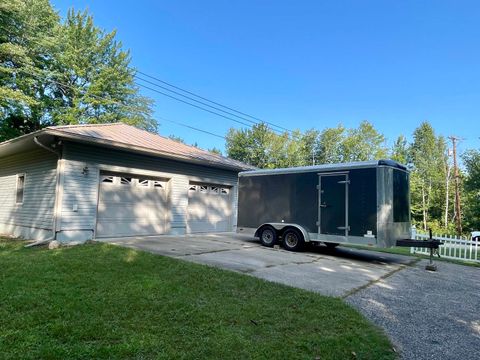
[239, 159, 407, 177]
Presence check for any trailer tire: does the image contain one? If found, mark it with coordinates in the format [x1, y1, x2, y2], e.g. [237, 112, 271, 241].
[282, 228, 304, 251]
[259, 226, 277, 247]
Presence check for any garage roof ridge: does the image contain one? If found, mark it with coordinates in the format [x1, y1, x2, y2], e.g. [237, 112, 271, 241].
[47, 122, 122, 129]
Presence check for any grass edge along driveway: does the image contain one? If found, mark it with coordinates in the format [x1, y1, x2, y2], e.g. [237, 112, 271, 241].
[0, 238, 395, 359]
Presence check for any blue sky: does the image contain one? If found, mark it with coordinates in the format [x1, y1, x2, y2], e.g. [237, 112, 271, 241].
[52, 0, 479, 154]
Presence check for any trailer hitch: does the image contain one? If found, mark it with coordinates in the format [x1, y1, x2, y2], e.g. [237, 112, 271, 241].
[396, 229, 443, 271]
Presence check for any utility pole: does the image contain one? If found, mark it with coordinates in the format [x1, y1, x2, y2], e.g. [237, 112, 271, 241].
[448, 136, 462, 235]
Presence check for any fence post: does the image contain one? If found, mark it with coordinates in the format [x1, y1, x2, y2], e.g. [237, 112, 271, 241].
[410, 226, 416, 254]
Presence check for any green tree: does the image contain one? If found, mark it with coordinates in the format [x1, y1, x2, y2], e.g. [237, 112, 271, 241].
[301, 128, 320, 165]
[226, 124, 319, 168]
[168, 135, 185, 143]
[409, 122, 447, 231]
[390, 135, 409, 164]
[462, 149, 480, 231]
[316, 121, 387, 164]
[226, 121, 387, 169]
[50, 9, 155, 130]
[316, 125, 346, 164]
[226, 123, 274, 168]
[341, 120, 388, 162]
[0, 2, 155, 142]
[0, 0, 59, 141]
[208, 147, 222, 155]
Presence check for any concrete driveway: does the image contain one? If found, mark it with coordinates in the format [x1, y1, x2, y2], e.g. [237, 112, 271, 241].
[98, 233, 415, 297]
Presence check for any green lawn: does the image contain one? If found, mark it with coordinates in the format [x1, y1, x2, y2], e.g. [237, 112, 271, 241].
[0, 238, 395, 359]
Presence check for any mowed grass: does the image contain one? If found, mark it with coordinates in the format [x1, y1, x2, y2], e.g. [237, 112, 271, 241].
[0, 238, 395, 360]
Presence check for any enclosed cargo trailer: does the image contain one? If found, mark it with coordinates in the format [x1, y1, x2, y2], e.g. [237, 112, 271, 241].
[237, 160, 411, 250]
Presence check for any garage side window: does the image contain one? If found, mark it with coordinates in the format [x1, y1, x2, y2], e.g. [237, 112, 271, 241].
[16, 174, 25, 204]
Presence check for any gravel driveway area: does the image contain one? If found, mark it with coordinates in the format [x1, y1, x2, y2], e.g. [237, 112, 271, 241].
[346, 259, 480, 360]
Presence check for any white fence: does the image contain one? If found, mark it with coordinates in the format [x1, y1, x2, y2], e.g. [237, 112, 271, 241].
[410, 229, 479, 263]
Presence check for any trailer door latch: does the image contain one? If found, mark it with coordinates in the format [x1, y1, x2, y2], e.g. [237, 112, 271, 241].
[337, 180, 350, 184]
[337, 226, 350, 231]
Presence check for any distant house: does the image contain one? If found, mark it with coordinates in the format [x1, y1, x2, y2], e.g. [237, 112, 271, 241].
[0, 123, 253, 242]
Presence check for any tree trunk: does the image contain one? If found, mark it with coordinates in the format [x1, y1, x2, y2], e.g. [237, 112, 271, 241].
[422, 183, 427, 231]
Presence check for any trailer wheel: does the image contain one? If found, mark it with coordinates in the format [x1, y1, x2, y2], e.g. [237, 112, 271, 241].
[259, 226, 277, 247]
[282, 228, 304, 251]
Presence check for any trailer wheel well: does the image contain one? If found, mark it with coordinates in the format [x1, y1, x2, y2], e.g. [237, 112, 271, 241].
[255, 224, 278, 238]
[255, 223, 310, 242]
[279, 226, 305, 240]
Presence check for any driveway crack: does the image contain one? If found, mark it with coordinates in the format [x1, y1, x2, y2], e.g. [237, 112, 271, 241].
[341, 257, 421, 299]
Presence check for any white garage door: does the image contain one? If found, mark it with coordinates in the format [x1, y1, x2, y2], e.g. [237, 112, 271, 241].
[96, 173, 169, 238]
[187, 183, 233, 233]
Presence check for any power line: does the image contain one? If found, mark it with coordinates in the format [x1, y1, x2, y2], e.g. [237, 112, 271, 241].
[136, 70, 293, 133]
[10, 67, 227, 141]
[136, 82, 257, 129]
[0, 24, 293, 134]
[157, 115, 226, 140]
[135, 74, 286, 133]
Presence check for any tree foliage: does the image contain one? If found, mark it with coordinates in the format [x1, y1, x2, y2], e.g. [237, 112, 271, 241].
[462, 150, 480, 231]
[390, 135, 409, 164]
[0, 0, 155, 142]
[409, 122, 448, 231]
[226, 121, 387, 168]
[226, 120, 479, 234]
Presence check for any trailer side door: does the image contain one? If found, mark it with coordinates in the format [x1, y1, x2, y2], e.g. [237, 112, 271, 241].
[318, 173, 349, 236]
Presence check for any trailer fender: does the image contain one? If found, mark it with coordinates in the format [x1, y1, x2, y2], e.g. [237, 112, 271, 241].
[255, 223, 311, 242]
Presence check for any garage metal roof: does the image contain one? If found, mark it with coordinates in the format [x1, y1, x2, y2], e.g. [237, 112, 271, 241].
[0, 123, 254, 171]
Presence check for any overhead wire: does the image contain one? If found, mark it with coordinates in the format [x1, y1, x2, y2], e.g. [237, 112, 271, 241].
[135, 74, 286, 133]
[8, 67, 227, 141]
[0, 24, 295, 138]
[136, 70, 293, 133]
[135, 82, 256, 129]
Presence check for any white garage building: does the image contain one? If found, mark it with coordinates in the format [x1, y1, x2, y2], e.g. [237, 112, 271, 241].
[0, 123, 253, 242]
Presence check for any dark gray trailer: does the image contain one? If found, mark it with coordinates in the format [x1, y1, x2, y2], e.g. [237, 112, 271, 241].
[237, 160, 411, 251]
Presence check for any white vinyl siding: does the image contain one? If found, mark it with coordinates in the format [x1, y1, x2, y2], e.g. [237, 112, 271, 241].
[59, 142, 239, 239]
[0, 148, 58, 238]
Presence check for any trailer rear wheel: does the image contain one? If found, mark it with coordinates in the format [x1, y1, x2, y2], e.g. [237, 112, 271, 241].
[259, 226, 277, 247]
[282, 228, 304, 251]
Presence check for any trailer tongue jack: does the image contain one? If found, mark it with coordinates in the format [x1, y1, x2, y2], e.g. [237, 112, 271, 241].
[396, 229, 443, 271]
